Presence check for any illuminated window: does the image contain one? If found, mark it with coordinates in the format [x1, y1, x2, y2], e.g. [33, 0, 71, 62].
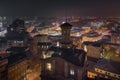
[14, 41, 17, 43]
[17, 41, 23, 43]
[70, 69, 74, 75]
[43, 53, 46, 59]
[11, 28, 13, 31]
[46, 63, 52, 71]
[56, 41, 60, 47]
[84, 45, 87, 52]
[105, 76, 108, 78]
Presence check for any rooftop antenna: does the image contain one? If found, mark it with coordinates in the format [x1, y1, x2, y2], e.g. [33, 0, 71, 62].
[65, 8, 68, 23]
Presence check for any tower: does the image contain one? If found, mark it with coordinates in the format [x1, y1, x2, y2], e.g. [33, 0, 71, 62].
[60, 22, 72, 48]
[6, 18, 28, 47]
[60, 22, 72, 43]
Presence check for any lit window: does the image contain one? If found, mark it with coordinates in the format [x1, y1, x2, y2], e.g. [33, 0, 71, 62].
[46, 63, 52, 71]
[105, 76, 108, 78]
[57, 41, 60, 47]
[84, 45, 87, 52]
[70, 69, 74, 75]
[43, 54, 46, 59]
[42, 51, 46, 59]
[47, 46, 48, 48]
[11, 28, 13, 31]
[14, 41, 17, 43]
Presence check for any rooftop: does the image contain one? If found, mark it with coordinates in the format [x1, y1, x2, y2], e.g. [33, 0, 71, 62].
[46, 46, 86, 66]
[6, 30, 28, 40]
[6, 47, 28, 52]
[95, 59, 120, 74]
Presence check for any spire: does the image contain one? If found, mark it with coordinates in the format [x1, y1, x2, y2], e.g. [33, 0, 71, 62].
[65, 8, 68, 23]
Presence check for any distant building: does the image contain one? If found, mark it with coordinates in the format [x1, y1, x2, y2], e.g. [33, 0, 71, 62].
[0, 18, 32, 80]
[110, 31, 120, 44]
[83, 41, 103, 59]
[0, 22, 3, 27]
[86, 42, 120, 80]
[6, 18, 29, 48]
[87, 59, 120, 80]
[30, 34, 51, 55]
[82, 29, 101, 42]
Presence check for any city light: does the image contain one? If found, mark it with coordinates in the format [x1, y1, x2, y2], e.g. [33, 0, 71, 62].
[0, 1, 120, 79]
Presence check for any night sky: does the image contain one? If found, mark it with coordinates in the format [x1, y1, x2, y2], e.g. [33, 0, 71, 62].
[0, 0, 120, 17]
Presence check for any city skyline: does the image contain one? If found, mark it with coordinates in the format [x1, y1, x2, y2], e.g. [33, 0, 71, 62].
[0, 0, 120, 80]
[0, 16, 120, 80]
[0, 0, 120, 17]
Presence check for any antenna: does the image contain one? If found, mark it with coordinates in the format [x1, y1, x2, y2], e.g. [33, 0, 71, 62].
[65, 8, 68, 22]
